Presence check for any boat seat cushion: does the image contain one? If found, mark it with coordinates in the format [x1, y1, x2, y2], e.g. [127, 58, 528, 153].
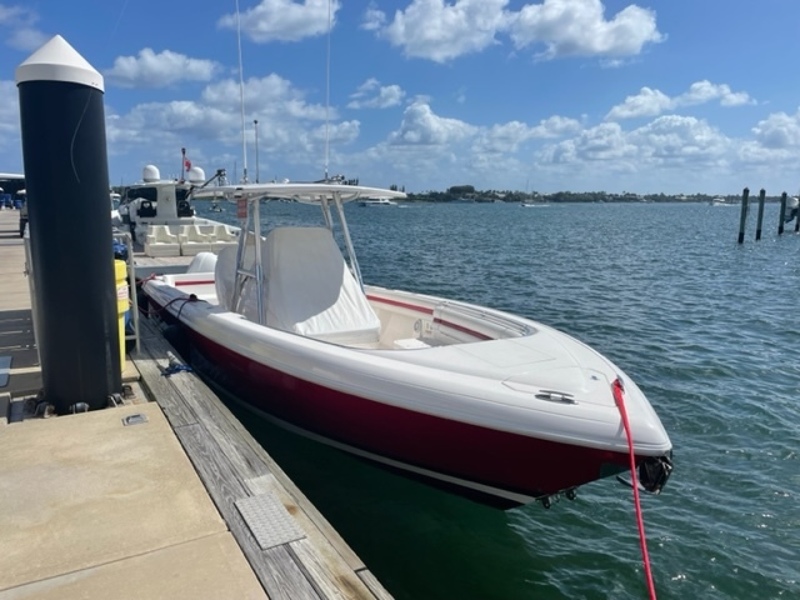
[263, 227, 381, 344]
[187, 252, 218, 274]
[215, 244, 258, 317]
[144, 224, 180, 257]
[178, 224, 215, 256]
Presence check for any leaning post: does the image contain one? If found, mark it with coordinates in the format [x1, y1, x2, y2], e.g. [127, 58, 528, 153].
[755, 189, 766, 241]
[778, 192, 787, 235]
[16, 35, 121, 414]
[737, 187, 749, 244]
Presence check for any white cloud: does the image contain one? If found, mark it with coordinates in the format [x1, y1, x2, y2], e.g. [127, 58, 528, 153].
[0, 4, 23, 20]
[105, 49, 220, 88]
[361, 3, 386, 31]
[7, 27, 48, 52]
[547, 121, 638, 163]
[348, 79, 406, 109]
[531, 115, 583, 138]
[476, 121, 535, 153]
[606, 86, 673, 120]
[104, 91, 800, 195]
[606, 80, 755, 120]
[0, 4, 48, 51]
[751, 108, 800, 149]
[682, 80, 753, 107]
[539, 115, 731, 175]
[370, 0, 663, 63]
[0, 80, 20, 151]
[629, 115, 730, 164]
[389, 100, 478, 145]
[379, 0, 509, 63]
[218, 0, 340, 43]
[105, 73, 340, 178]
[202, 74, 329, 120]
[475, 116, 581, 153]
[509, 0, 663, 59]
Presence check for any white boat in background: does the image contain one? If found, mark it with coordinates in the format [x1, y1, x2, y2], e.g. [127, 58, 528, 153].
[359, 197, 397, 207]
[141, 180, 673, 509]
[118, 165, 238, 257]
[785, 196, 799, 222]
[710, 197, 728, 206]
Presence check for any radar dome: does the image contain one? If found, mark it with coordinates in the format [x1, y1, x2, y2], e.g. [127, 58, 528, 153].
[187, 166, 206, 184]
[142, 165, 160, 182]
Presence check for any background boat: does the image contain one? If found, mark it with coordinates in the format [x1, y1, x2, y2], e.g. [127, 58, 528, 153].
[359, 198, 398, 207]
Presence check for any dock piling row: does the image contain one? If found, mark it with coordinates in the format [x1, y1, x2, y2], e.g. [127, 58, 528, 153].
[736, 187, 800, 242]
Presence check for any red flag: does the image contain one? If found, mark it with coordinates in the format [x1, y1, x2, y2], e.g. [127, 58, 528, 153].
[184, 158, 192, 171]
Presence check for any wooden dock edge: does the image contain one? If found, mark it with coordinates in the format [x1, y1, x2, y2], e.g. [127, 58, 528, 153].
[131, 317, 392, 600]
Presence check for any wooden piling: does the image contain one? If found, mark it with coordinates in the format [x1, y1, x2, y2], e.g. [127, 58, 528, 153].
[779, 192, 787, 235]
[755, 189, 766, 240]
[737, 187, 750, 244]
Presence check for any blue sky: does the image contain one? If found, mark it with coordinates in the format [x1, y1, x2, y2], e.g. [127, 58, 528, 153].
[1, 0, 799, 194]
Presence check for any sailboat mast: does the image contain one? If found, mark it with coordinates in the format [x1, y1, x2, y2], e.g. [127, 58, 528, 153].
[235, 0, 248, 183]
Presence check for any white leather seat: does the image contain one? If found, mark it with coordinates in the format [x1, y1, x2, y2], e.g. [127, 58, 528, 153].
[209, 224, 239, 252]
[144, 225, 180, 257]
[262, 227, 381, 346]
[178, 224, 215, 256]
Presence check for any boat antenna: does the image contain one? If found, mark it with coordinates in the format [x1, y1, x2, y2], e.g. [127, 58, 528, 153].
[323, 0, 332, 181]
[235, 0, 248, 183]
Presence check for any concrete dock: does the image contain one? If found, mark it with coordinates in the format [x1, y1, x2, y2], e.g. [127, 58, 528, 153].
[0, 208, 391, 599]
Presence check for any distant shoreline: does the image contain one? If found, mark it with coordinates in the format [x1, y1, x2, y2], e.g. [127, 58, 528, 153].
[401, 194, 779, 204]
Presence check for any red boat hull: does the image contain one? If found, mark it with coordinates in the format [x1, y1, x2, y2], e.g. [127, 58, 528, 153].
[182, 327, 630, 507]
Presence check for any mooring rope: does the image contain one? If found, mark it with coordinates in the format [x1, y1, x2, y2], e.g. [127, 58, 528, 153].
[612, 377, 658, 600]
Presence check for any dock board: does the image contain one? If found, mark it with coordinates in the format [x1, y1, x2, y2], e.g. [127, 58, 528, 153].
[132, 317, 392, 600]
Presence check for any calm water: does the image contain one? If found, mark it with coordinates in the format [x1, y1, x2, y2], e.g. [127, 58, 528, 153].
[198, 200, 800, 599]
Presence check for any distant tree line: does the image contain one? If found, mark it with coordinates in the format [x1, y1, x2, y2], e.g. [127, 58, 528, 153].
[395, 187, 785, 204]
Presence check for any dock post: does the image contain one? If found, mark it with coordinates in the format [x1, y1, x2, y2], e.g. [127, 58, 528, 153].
[16, 35, 121, 413]
[755, 189, 766, 240]
[779, 192, 787, 235]
[737, 187, 749, 244]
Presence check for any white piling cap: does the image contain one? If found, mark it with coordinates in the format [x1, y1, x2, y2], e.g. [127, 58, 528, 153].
[15, 35, 104, 92]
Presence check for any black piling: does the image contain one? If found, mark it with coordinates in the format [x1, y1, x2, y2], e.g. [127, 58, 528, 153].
[755, 189, 766, 241]
[16, 35, 121, 414]
[737, 187, 750, 244]
[779, 192, 787, 235]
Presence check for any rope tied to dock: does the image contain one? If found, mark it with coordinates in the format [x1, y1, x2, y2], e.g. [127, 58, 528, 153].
[612, 377, 658, 600]
[160, 351, 192, 377]
[161, 363, 192, 377]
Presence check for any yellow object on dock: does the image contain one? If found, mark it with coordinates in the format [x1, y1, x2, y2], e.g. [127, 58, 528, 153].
[114, 259, 128, 368]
